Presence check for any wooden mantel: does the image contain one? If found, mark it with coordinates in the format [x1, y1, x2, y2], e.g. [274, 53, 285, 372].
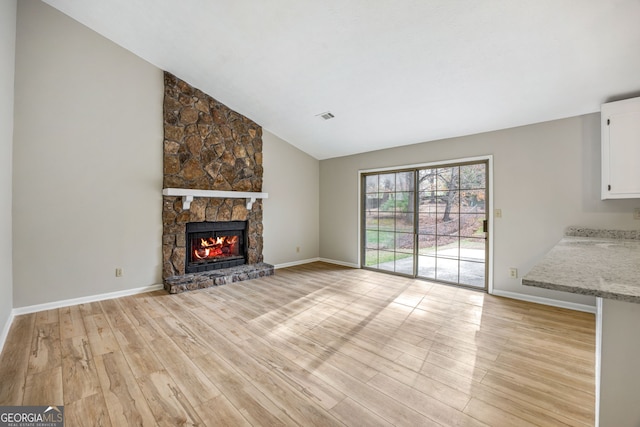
[162, 188, 269, 210]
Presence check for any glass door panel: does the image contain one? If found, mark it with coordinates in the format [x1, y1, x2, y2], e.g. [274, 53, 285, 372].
[363, 170, 415, 275]
[417, 162, 487, 288]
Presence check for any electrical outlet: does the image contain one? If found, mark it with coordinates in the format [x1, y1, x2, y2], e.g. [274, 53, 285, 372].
[115, 268, 123, 277]
[509, 268, 518, 279]
[495, 209, 502, 218]
[634, 208, 640, 220]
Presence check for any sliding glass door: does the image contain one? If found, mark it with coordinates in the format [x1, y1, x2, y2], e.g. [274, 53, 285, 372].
[362, 160, 488, 289]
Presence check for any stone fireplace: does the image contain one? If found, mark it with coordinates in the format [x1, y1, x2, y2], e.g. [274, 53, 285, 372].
[162, 72, 273, 293]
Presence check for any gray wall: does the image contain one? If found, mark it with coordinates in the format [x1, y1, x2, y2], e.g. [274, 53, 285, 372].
[13, 1, 164, 307]
[263, 131, 320, 266]
[0, 0, 16, 336]
[320, 114, 639, 306]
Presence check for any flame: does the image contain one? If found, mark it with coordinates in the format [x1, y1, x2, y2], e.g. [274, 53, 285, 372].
[193, 247, 210, 259]
[193, 235, 239, 261]
[200, 237, 215, 248]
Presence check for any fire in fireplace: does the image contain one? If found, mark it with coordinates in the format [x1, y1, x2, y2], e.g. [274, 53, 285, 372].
[185, 221, 247, 273]
[193, 235, 238, 260]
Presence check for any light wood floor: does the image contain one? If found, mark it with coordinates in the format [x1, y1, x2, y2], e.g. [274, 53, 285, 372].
[0, 262, 595, 426]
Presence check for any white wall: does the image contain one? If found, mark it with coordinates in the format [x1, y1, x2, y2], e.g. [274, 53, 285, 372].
[262, 130, 320, 266]
[320, 114, 639, 306]
[13, 1, 164, 307]
[0, 0, 17, 338]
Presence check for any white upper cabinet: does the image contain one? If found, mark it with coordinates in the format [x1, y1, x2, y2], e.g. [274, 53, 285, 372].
[601, 97, 640, 199]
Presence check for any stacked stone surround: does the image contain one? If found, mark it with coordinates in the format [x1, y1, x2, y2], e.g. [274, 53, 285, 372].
[162, 72, 272, 292]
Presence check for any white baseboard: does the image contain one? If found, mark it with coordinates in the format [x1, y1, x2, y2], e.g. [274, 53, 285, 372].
[318, 258, 360, 268]
[273, 258, 321, 269]
[491, 289, 596, 313]
[273, 258, 360, 269]
[0, 283, 163, 355]
[275, 260, 595, 314]
[1, 276, 594, 353]
[0, 310, 16, 357]
[12, 284, 164, 316]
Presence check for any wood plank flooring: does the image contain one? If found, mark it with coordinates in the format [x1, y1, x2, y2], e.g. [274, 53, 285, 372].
[0, 262, 595, 426]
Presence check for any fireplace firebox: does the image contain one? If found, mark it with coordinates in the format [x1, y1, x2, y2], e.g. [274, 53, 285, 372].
[185, 221, 247, 273]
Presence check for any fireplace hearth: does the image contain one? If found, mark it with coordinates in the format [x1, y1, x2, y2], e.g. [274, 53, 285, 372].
[164, 262, 274, 294]
[186, 221, 247, 273]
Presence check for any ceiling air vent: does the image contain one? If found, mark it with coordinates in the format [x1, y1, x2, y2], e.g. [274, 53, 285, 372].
[317, 111, 335, 120]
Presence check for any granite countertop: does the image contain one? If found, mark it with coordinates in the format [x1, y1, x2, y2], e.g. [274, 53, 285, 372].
[522, 227, 640, 303]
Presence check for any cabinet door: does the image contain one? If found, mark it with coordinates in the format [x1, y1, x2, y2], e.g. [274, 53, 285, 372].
[602, 97, 640, 199]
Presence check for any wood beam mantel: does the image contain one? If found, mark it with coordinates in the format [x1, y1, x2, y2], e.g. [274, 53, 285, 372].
[162, 188, 269, 210]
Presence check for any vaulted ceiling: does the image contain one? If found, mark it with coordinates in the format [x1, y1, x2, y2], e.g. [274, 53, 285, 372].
[42, 0, 640, 159]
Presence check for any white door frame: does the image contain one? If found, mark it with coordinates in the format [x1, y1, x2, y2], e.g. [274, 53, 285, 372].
[357, 155, 494, 294]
